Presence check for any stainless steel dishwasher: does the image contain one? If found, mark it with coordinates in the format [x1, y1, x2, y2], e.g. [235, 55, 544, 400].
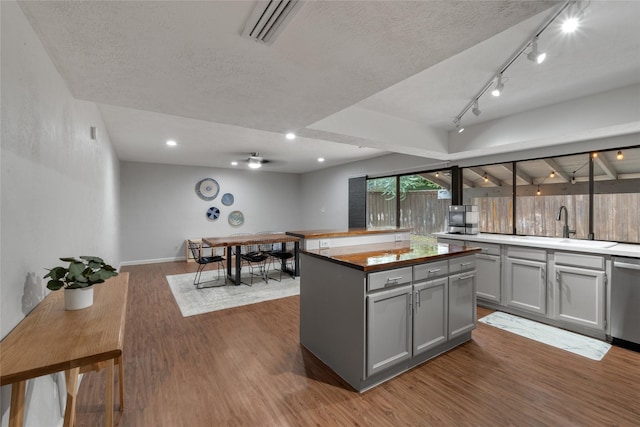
[611, 257, 640, 351]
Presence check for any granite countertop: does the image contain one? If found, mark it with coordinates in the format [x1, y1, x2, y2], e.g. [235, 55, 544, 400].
[433, 232, 640, 258]
[301, 241, 480, 272]
[286, 227, 411, 239]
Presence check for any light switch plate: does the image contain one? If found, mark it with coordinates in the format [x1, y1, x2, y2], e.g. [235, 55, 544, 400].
[319, 239, 330, 248]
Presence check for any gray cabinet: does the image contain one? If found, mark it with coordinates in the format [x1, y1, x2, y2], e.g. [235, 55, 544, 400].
[449, 271, 476, 338]
[505, 247, 547, 315]
[366, 285, 412, 376]
[413, 277, 448, 355]
[467, 242, 501, 303]
[553, 252, 606, 331]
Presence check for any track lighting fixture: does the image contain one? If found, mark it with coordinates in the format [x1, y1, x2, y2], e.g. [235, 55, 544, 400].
[472, 100, 481, 116]
[527, 37, 546, 64]
[617, 150, 624, 160]
[452, 1, 578, 133]
[491, 75, 504, 97]
[454, 119, 464, 133]
[562, 1, 588, 33]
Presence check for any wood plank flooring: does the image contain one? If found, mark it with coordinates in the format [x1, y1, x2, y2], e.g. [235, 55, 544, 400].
[75, 261, 640, 426]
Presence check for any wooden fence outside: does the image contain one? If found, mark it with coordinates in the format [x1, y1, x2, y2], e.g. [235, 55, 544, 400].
[369, 191, 639, 243]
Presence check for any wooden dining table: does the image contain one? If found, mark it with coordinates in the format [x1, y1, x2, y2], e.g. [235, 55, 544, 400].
[203, 233, 300, 285]
[0, 273, 129, 427]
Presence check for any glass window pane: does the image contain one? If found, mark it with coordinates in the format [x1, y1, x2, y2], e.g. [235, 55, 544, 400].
[462, 163, 514, 234]
[515, 154, 590, 238]
[593, 147, 640, 243]
[400, 172, 450, 243]
[367, 177, 397, 227]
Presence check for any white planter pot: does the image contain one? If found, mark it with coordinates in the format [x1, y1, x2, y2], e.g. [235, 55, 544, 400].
[64, 287, 94, 310]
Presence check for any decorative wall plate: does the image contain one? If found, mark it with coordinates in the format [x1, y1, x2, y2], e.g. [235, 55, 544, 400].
[228, 210, 244, 227]
[206, 206, 220, 221]
[195, 178, 219, 201]
[221, 193, 234, 206]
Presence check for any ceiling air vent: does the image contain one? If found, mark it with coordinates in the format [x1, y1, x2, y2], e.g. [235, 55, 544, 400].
[241, 0, 302, 45]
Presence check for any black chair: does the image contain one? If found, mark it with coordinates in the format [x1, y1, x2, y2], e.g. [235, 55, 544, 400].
[240, 241, 270, 286]
[188, 240, 225, 289]
[268, 239, 295, 281]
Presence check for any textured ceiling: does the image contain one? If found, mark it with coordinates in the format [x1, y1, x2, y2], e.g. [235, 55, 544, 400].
[17, 1, 640, 173]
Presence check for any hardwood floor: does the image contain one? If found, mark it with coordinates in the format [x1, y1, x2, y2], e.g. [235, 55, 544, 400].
[75, 261, 640, 426]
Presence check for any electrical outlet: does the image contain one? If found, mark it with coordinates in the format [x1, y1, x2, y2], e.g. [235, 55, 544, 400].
[319, 239, 330, 248]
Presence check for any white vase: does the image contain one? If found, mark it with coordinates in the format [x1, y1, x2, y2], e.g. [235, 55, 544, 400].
[64, 287, 94, 310]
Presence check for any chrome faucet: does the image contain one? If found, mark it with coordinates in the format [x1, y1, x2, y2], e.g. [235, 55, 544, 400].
[556, 205, 576, 238]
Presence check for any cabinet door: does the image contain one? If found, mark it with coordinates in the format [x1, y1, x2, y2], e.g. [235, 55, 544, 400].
[475, 254, 501, 302]
[413, 278, 448, 356]
[554, 265, 606, 330]
[448, 272, 476, 339]
[366, 285, 412, 377]
[505, 258, 547, 315]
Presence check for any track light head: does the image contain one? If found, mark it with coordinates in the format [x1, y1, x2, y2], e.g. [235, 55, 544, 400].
[491, 75, 504, 97]
[472, 100, 481, 117]
[527, 38, 546, 64]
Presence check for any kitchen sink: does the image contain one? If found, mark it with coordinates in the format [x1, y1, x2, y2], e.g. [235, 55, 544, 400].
[516, 236, 617, 249]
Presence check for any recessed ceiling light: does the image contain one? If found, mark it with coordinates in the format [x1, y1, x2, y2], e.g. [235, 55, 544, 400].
[317, 157, 325, 163]
[285, 133, 296, 140]
[166, 140, 177, 146]
[231, 161, 238, 166]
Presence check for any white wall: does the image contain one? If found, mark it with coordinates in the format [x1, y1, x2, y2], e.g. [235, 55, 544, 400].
[1, 2, 121, 426]
[120, 161, 302, 263]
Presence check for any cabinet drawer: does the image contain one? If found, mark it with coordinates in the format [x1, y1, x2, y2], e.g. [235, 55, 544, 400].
[554, 252, 604, 270]
[466, 241, 500, 256]
[449, 255, 476, 274]
[414, 260, 449, 282]
[368, 267, 413, 292]
[507, 246, 546, 262]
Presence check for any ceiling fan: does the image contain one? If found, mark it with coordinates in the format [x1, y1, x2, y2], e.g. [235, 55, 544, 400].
[245, 152, 270, 169]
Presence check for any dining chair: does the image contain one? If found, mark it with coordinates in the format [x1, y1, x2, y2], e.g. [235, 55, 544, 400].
[240, 240, 270, 286]
[268, 238, 295, 281]
[187, 240, 226, 288]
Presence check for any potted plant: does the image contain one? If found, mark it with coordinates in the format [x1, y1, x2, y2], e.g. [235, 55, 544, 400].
[44, 256, 118, 310]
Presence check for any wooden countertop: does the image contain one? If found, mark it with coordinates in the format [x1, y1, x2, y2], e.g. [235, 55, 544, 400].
[0, 273, 129, 385]
[301, 242, 480, 272]
[286, 227, 411, 239]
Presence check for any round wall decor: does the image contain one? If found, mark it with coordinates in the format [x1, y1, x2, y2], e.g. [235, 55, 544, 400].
[221, 193, 234, 206]
[195, 178, 220, 201]
[206, 206, 220, 221]
[228, 210, 244, 227]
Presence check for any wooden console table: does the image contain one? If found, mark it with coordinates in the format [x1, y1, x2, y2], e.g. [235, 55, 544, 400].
[0, 273, 129, 427]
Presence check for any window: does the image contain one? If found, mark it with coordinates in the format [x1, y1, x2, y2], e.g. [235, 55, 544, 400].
[462, 163, 513, 234]
[515, 153, 590, 239]
[400, 173, 450, 241]
[367, 177, 397, 228]
[593, 147, 640, 243]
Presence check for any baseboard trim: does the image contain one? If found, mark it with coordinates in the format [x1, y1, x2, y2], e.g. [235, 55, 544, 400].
[120, 256, 185, 267]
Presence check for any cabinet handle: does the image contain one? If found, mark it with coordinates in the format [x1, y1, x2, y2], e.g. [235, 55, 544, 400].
[428, 268, 441, 273]
[458, 274, 474, 280]
[460, 262, 472, 266]
[416, 290, 421, 308]
[409, 294, 413, 316]
[386, 276, 403, 284]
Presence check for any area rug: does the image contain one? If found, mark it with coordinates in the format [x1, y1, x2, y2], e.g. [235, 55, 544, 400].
[166, 270, 299, 317]
[478, 311, 611, 361]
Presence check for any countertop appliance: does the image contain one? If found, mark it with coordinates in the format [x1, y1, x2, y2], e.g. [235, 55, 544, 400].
[448, 205, 478, 235]
[611, 256, 640, 351]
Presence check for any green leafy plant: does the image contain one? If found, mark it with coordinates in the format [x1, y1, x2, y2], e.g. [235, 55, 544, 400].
[44, 256, 118, 290]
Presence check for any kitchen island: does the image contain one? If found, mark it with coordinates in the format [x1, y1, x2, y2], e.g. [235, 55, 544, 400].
[300, 240, 480, 392]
